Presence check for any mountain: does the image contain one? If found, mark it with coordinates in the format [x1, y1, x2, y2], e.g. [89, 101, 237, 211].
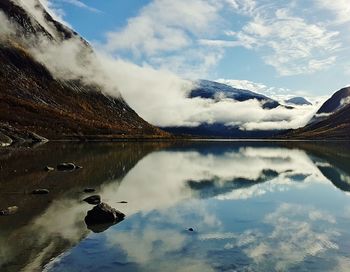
[0, 0, 168, 145]
[287, 87, 350, 139]
[163, 80, 285, 138]
[285, 97, 312, 106]
[190, 80, 280, 109]
[316, 87, 350, 114]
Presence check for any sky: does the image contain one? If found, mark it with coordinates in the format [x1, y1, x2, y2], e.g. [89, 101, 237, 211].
[42, 0, 350, 97]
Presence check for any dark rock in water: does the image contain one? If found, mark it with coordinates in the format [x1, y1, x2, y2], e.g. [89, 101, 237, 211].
[32, 189, 49, 195]
[84, 188, 95, 193]
[75, 165, 83, 169]
[117, 201, 128, 204]
[188, 228, 194, 232]
[85, 203, 125, 231]
[0, 206, 18, 216]
[57, 163, 76, 171]
[0, 132, 12, 147]
[86, 222, 119, 233]
[44, 166, 54, 171]
[83, 195, 101, 205]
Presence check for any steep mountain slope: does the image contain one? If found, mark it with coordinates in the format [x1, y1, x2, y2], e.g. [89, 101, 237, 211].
[0, 0, 168, 144]
[315, 87, 350, 114]
[287, 87, 350, 139]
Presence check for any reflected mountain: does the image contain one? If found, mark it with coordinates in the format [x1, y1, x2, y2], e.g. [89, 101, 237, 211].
[288, 142, 350, 192]
[187, 169, 279, 198]
[1, 141, 350, 271]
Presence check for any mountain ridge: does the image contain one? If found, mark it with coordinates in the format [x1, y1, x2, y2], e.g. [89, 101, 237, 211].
[0, 0, 169, 145]
[285, 87, 350, 139]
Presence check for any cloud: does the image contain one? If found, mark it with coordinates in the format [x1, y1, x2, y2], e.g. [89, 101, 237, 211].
[102, 0, 225, 78]
[96, 146, 327, 213]
[129, 0, 343, 78]
[40, 0, 101, 20]
[60, 0, 101, 13]
[39, 0, 70, 26]
[0, 12, 16, 37]
[227, 3, 341, 76]
[1, 0, 324, 130]
[207, 203, 340, 271]
[314, 0, 350, 25]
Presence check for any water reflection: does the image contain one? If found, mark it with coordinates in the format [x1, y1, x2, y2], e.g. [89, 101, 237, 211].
[0, 142, 350, 271]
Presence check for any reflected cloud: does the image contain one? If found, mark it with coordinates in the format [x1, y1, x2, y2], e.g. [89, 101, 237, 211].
[1, 142, 350, 271]
[202, 203, 340, 271]
[99, 145, 328, 214]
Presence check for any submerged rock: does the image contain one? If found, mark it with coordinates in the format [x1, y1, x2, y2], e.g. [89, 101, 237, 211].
[32, 189, 49, 195]
[44, 166, 54, 171]
[83, 195, 101, 205]
[85, 202, 125, 230]
[57, 163, 76, 171]
[84, 188, 95, 193]
[0, 206, 18, 216]
[188, 228, 194, 232]
[0, 132, 12, 147]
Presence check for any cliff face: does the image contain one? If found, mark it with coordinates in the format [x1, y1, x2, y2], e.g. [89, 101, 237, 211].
[0, 0, 169, 143]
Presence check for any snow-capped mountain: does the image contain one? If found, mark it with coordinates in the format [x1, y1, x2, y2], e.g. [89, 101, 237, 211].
[163, 79, 289, 138]
[190, 80, 280, 109]
[285, 97, 312, 106]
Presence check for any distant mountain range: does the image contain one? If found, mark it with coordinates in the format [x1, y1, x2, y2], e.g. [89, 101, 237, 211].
[0, 0, 168, 145]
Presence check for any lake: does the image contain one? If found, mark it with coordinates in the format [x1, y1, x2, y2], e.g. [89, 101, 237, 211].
[1, 141, 350, 272]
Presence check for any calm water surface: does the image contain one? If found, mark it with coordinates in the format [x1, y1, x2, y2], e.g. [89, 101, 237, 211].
[1, 141, 350, 272]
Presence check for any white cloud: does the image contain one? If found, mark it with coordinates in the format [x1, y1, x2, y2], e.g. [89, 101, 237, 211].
[208, 203, 340, 271]
[2, 0, 329, 130]
[102, 0, 225, 78]
[314, 0, 350, 25]
[97, 146, 327, 214]
[39, 0, 71, 26]
[226, 1, 341, 76]
[60, 0, 101, 13]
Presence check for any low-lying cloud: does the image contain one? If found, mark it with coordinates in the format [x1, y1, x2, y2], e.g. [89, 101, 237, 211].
[1, 0, 322, 131]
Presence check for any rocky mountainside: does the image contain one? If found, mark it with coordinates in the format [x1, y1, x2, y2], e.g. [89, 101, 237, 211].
[0, 0, 168, 145]
[287, 87, 350, 139]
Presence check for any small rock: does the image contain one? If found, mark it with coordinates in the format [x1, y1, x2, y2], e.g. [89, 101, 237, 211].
[32, 189, 49, 195]
[0, 132, 13, 147]
[44, 166, 54, 171]
[85, 202, 125, 225]
[57, 163, 76, 171]
[75, 165, 83, 169]
[188, 228, 194, 232]
[83, 195, 101, 205]
[84, 188, 95, 193]
[117, 201, 128, 204]
[0, 206, 18, 216]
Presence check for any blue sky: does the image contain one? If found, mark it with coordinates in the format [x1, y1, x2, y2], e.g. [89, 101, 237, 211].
[45, 0, 350, 97]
